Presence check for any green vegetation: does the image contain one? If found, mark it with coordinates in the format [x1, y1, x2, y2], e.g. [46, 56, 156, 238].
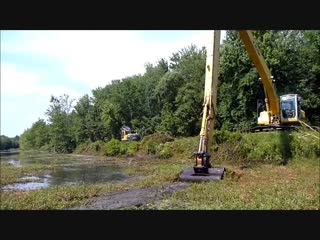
[18, 30, 320, 153]
[2, 130, 318, 210]
[73, 140, 105, 155]
[104, 139, 122, 156]
[0, 135, 19, 150]
[3, 30, 319, 210]
[19, 119, 50, 151]
[0, 184, 102, 210]
[0, 162, 62, 186]
[210, 129, 319, 166]
[143, 162, 319, 210]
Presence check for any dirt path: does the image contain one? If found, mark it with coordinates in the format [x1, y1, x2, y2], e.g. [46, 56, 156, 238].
[70, 182, 187, 210]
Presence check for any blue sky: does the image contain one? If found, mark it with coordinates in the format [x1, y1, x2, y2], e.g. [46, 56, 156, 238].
[1, 30, 226, 137]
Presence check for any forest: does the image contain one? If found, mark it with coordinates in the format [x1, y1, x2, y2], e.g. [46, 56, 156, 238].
[0, 135, 19, 150]
[16, 30, 320, 153]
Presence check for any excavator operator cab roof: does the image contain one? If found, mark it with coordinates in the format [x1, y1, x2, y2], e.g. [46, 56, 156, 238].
[121, 125, 131, 133]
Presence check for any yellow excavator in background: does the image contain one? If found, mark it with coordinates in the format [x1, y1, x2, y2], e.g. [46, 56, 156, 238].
[179, 30, 306, 182]
[120, 126, 140, 141]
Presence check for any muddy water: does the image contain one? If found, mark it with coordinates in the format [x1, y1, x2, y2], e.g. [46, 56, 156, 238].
[3, 177, 50, 190]
[1, 151, 128, 191]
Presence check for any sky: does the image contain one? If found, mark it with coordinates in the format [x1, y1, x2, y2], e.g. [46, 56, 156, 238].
[1, 30, 226, 138]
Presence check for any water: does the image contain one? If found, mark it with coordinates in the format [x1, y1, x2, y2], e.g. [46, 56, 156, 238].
[3, 178, 50, 190]
[49, 165, 126, 185]
[1, 151, 128, 191]
[0, 150, 21, 166]
[5, 159, 22, 167]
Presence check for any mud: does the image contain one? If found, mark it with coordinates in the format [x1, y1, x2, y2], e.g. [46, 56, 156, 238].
[70, 182, 187, 210]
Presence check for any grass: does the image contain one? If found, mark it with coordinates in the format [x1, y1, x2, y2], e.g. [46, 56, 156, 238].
[0, 184, 103, 210]
[142, 159, 319, 210]
[0, 163, 63, 186]
[3, 155, 318, 210]
[1, 130, 319, 210]
[107, 154, 319, 210]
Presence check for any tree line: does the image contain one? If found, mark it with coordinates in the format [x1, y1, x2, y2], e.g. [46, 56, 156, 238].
[0, 135, 19, 150]
[19, 30, 320, 153]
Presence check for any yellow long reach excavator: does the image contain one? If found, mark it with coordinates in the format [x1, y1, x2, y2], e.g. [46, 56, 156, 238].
[239, 30, 305, 132]
[179, 30, 306, 182]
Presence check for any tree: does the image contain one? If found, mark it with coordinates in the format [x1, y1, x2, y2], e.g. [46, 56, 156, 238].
[296, 30, 320, 125]
[100, 100, 122, 140]
[154, 72, 184, 111]
[19, 119, 49, 150]
[46, 94, 75, 153]
[0, 135, 12, 150]
[174, 82, 203, 136]
[72, 94, 104, 143]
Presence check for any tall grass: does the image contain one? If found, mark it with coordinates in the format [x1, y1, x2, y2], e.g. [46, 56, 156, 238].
[97, 129, 319, 166]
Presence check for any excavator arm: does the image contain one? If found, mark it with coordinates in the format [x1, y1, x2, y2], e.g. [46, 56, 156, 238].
[179, 30, 225, 181]
[240, 30, 306, 127]
[194, 30, 220, 174]
[239, 30, 280, 124]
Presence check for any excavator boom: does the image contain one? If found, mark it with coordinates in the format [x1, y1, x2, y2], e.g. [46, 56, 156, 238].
[239, 30, 280, 124]
[179, 31, 225, 182]
[195, 30, 220, 172]
[239, 30, 304, 129]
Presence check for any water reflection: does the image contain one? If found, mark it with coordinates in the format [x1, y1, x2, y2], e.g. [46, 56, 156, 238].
[1, 152, 127, 191]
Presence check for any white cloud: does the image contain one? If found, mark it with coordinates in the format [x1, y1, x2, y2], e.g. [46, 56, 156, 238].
[1, 63, 82, 137]
[2, 30, 225, 89]
[1, 63, 81, 98]
[2, 31, 146, 89]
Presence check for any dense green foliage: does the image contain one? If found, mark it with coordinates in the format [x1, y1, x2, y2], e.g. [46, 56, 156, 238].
[19, 119, 50, 150]
[19, 31, 320, 152]
[0, 135, 19, 150]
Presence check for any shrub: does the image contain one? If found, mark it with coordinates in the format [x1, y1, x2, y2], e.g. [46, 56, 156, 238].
[104, 139, 121, 156]
[140, 132, 174, 154]
[127, 141, 140, 154]
[290, 130, 320, 159]
[212, 130, 242, 144]
[158, 144, 173, 159]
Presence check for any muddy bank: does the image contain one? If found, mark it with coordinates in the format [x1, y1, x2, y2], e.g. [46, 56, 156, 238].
[70, 182, 187, 210]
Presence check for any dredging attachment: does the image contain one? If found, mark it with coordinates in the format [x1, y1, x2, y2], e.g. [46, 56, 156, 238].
[179, 151, 225, 182]
[179, 167, 225, 182]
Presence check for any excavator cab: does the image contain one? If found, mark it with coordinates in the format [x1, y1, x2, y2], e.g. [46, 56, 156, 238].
[280, 94, 305, 123]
